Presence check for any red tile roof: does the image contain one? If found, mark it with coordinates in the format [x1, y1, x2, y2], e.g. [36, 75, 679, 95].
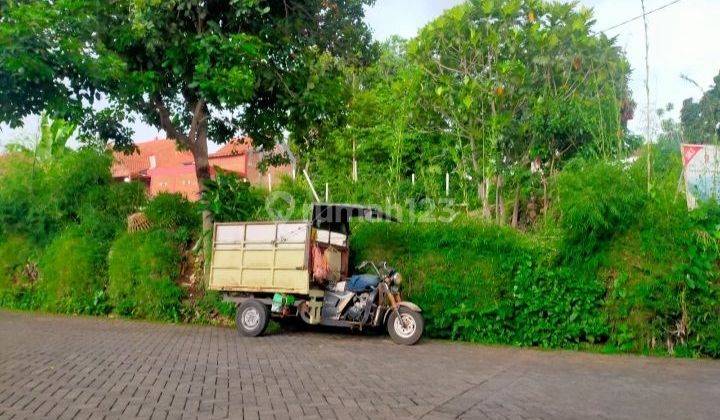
[111, 137, 291, 200]
[111, 139, 194, 179]
[210, 137, 252, 158]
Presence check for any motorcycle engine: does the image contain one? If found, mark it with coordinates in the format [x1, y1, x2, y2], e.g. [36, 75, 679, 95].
[346, 293, 370, 322]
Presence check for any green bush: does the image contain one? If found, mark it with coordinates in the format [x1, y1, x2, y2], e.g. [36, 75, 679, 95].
[107, 230, 183, 321]
[0, 149, 114, 245]
[35, 226, 110, 314]
[601, 189, 720, 357]
[352, 219, 605, 347]
[0, 234, 40, 309]
[554, 159, 646, 255]
[200, 170, 265, 222]
[45, 150, 113, 223]
[145, 193, 200, 231]
[181, 290, 236, 324]
[0, 154, 52, 242]
[80, 181, 148, 231]
[261, 176, 314, 221]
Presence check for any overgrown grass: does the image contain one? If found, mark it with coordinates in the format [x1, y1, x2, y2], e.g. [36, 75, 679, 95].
[108, 229, 183, 321]
[352, 220, 607, 348]
[35, 226, 110, 315]
[0, 149, 227, 323]
[353, 152, 720, 357]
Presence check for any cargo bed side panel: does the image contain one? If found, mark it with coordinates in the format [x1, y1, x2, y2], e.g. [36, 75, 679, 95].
[209, 222, 309, 294]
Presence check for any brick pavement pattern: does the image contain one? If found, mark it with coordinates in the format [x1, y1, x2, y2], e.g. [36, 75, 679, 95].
[1, 310, 719, 419]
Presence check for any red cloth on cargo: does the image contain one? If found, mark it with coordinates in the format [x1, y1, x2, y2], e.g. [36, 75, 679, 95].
[312, 244, 331, 283]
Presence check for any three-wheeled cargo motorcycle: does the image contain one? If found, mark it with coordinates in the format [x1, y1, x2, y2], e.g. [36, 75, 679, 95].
[208, 204, 424, 345]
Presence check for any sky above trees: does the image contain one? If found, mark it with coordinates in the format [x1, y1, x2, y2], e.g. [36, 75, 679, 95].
[1, 0, 718, 146]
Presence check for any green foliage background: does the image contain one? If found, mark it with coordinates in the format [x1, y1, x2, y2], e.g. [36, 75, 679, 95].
[351, 151, 720, 357]
[0, 148, 228, 323]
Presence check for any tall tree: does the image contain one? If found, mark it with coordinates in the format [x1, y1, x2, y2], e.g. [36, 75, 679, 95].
[0, 0, 376, 234]
[408, 0, 632, 220]
[681, 71, 720, 144]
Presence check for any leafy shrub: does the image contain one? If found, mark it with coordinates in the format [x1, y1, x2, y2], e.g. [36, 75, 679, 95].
[0, 154, 52, 242]
[554, 159, 646, 255]
[145, 193, 200, 231]
[0, 235, 40, 309]
[80, 181, 147, 229]
[601, 189, 720, 357]
[352, 219, 605, 347]
[0, 235, 36, 289]
[261, 176, 314, 221]
[107, 230, 183, 321]
[35, 226, 110, 314]
[504, 262, 607, 346]
[0, 149, 114, 245]
[181, 290, 236, 325]
[200, 170, 265, 222]
[44, 149, 113, 222]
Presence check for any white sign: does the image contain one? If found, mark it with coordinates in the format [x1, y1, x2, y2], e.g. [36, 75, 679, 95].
[682, 144, 720, 209]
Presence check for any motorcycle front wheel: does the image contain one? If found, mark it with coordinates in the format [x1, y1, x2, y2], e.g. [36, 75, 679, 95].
[387, 307, 424, 345]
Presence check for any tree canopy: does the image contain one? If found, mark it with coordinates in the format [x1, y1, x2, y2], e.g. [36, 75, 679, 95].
[311, 0, 634, 222]
[2, 0, 636, 226]
[681, 71, 720, 144]
[0, 0, 376, 231]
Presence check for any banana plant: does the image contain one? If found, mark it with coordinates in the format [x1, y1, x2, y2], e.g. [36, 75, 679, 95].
[34, 112, 76, 162]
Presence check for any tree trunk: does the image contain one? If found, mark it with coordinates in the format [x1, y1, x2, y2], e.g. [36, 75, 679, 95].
[468, 134, 491, 220]
[542, 156, 555, 215]
[495, 175, 505, 225]
[481, 178, 491, 219]
[151, 95, 214, 281]
[511, 185, 521, 229]
[190, 114, 213, 282]
[193, 146, 213, 233]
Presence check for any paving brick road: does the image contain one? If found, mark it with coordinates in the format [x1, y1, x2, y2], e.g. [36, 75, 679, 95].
[1, 311, 719, 420]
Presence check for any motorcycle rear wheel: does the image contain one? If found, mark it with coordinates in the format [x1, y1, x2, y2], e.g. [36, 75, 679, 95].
[387, 307, 424, 345]
[236, 299, 270, 337]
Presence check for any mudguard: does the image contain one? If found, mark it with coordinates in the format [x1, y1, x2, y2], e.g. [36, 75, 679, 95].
[383, 301, 422, 325]
[398, 301, 422, 312]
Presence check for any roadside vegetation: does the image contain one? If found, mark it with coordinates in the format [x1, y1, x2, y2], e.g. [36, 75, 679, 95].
[354, 148, 720, 358]
[1, 0, 719, 357]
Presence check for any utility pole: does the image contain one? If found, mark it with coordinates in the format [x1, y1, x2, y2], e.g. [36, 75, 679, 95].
[641, 0, 652, 191]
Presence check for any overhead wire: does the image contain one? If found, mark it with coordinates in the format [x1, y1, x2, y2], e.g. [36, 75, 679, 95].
[600, 0, 683, 32]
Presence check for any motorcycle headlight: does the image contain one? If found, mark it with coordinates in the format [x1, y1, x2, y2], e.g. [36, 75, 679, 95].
[393, 273, 403, 285]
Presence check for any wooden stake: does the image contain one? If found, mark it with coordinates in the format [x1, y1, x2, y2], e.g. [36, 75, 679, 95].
[302, 169, 321, 202]
[352, 138, 358, 182]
